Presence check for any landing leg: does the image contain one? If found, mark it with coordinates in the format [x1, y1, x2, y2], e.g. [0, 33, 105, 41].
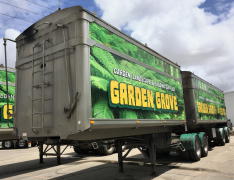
[148, 139, 156, 176]
[39, 142, 43, 164]
[13, 140, 17, 149]
[57, 145, 61, 165]
[117, 140, 124, 172]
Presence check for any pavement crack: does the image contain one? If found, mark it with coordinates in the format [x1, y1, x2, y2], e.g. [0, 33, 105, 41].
[169, 166, 220, 173]
[53, 166, 109, 180]
[68, 159, 221, 174]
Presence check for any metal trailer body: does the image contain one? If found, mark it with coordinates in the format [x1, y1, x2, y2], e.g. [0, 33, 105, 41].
[0, 67, 18, 148]
[0, 67, 32, 149]
[181, 71, 227, 138]
[14, 6, 186, 142]
[0, 129, 15, 141]
[9, 6, 231, 174]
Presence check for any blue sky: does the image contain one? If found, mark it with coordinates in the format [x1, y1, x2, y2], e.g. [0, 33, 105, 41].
[0, 0, 233, 92]
[0, 0, 230, 36]
[199, 0, 233, 15]
[0, 0, 232, 36]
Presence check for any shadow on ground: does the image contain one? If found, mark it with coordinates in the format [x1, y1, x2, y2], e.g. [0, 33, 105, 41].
[0, 143, 221, 179]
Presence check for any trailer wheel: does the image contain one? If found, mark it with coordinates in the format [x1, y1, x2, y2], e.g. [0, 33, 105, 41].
[201, 135, 208, 157]
[182, 150, 190, 160]
[218, 128, 226, 146]
[31, 141, 38, 147]
[115, 145, 127, 153]
[214, 139, 219, 146]
[143, 148, 150, 157]
[156, 151, 170, 159]
[98, 145, 115, 155]
[188, 136, 201, 161]
[122, 145, 126, 152]
[73, 146, 89, 154]
[156, 151, 164, 159]
[224, 128, 230, 143]
[3, 140, 14, 149]
[17, 140, 28, 148]
[208, 139, 213, 145]
[162, 151, 170, 156]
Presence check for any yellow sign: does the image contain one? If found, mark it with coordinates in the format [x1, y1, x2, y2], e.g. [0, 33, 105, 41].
[2, 104, 13, 120]
[108, 80, 178, 112]
[197, 102, 225, 116]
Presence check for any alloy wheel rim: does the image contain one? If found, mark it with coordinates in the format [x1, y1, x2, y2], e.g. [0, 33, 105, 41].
[106, 145, 114, 151]
[223, 131, 225, 142]
[5, 141, 11, 148]
[203, 137, 208, 152]
[196, 139, 201, 156]
[18, 140, 25, 147]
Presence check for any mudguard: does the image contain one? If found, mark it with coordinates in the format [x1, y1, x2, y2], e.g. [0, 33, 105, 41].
[180, 133, 198, 150]
[217, 128, 224, 139]
[223, 127, 229, 136]
[198, 132, 206, 148]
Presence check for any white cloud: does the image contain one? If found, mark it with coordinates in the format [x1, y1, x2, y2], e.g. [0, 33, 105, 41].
[0, 29, 20, 67]
[95, 0, 234, 92]
[5, 28, 20, 40]
[0, 0, 59, 67]
[0, 0, 58, 35]
[0, 0, 233, 92]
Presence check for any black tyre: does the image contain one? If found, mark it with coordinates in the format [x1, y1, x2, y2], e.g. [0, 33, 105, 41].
[31, 141, 38, 147]
[224, 128, 230, 143]
[201, 135, 208, 157]
[73, 146, 89, 154]
[115, 145, 127, 152]
[155, 151, 170, 159]
[156, 151, 164, 159]
[208, 139, 213, 145]
[188, 136, 201, 161]
[218, 129, 225, 146]
[182, 150, 190, 160]
[122, 145, 126, 152]
[3, 140, 14, 149]
[17, 140, 28, 148]
[214, 139, 219, 146]
[142, 148, 150, 157]
[98, 145, 115, 155]
[162, 151, 170, 156]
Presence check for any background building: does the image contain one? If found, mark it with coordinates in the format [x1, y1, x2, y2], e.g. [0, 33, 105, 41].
[224, 91, 234, 124]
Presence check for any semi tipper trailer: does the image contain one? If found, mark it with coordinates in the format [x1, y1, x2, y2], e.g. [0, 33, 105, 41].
[0, 66, 17, 148]
[4, 6, 229, 175]
[0, 66, 35, 149]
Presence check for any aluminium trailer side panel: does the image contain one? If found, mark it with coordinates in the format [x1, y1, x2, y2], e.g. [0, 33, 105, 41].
[88, 21, 185, 124]
[0, 129, 17, 140]
[181, 71, 227, 129]
[0, 67, 16, 128]
[14, 6, 186, 141]
[0, 67, 17, 140]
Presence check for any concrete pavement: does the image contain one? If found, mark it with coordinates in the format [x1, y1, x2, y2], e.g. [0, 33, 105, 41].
[0, 137, 234, 180]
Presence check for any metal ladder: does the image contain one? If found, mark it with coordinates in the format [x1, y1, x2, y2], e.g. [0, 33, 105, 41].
[31, 23, 76, 133]
[31, 39, 50, 133]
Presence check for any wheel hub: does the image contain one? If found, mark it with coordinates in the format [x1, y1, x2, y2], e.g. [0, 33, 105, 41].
[5, 141, 11, 148]
[18, 140, 25, 147]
